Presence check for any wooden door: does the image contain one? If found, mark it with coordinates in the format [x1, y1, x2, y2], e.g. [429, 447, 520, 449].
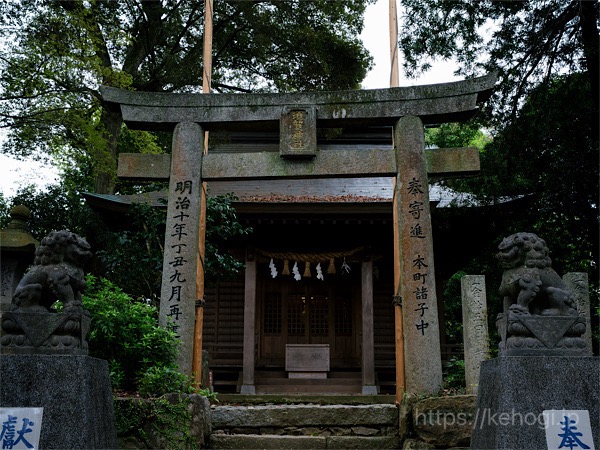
[258, 274, 359, 367]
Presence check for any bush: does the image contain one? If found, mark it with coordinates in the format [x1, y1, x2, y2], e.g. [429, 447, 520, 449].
[443, 357, 466, 392]
[137, 366, 193, 397]
[83, 275, 180, 393]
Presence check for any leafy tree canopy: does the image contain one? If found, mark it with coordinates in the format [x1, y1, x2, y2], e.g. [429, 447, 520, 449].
[425, 121, 491, 150]
[0, 0, 374, 193]
[408, 1, 598, 285]
[399, 0, 599, 128]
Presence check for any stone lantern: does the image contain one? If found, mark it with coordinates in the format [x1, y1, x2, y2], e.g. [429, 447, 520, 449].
[0, 205, 39, 315]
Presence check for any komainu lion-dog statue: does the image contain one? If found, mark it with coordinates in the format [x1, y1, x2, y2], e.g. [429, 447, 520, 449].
[1, 230, 93, 354]
[495, 232, 589, 356]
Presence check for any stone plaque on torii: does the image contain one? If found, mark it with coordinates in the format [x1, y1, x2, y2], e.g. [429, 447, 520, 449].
[101, 73, 496, 398]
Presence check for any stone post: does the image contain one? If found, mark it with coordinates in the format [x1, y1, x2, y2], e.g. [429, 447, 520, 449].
[563, 272, 593, 351]
[159, 122, 204, 375]
[394, 115, 443, 394]
[460, 275, 489, 394]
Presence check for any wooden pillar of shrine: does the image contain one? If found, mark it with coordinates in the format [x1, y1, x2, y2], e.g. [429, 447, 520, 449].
[241, 251, 257, 394]
[361, 258, 377, 394]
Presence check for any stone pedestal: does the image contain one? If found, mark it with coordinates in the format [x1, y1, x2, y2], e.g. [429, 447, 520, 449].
[471, 356, 599, 450]
[1, 311, 90, 355]
[0, 354, 117, 449]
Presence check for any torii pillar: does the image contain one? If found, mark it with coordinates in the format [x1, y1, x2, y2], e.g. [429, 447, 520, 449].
[158, 122, 204, 374]
[394, 116, 443, 394]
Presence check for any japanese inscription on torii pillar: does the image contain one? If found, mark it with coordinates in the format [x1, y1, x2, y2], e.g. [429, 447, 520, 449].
[101, 73, 497, 395]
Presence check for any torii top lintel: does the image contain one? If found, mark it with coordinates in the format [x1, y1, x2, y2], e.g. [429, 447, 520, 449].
[100, 73, 497, 131]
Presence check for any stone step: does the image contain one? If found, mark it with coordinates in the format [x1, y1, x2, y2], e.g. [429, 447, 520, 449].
[254, 376, 362, 384]
[256, 384, 361, 394]
[254, 377, 362, 386]
[216, 393, 396, 405]
[255, 370, 363, 379]
[211, 404, 398, 430]
[209, 434, 401, 449]
[210, 403, 400, 449]
[252, 370, 364, 394]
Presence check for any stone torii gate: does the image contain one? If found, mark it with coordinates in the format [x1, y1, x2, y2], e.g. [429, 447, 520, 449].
[102, 73, 496, 398]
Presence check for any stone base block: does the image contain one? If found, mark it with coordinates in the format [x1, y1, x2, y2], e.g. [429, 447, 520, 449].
[471, 356, 599, 450]
[240, 384, 256, 394]
[0, 354, 117, 449]
[362, 385, 378, 395]
[1, 310, 90, 355]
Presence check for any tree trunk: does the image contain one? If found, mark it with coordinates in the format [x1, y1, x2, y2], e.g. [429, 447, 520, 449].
[94, 106, 123, 194]
[579, 0, 599, 139]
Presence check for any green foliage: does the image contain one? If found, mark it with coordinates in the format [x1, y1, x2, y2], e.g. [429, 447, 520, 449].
[96, 203, 166, 302]
[399, 0, 598, 126]
[95, 193, 251, 302]
[446, 74, 597, 275]
[396, 2, 598, 347]
[194, 387, 219, 404]
[426, 121, 490, 150]
[443, 357, 466, 392]
[1, 0, 374, 193]
[83, 275, 179, 392]
[0, 193, 10, 229]
[442, 271, 466, 346]
[204, 193, 253, 280]
[136, 366, 220, 401]
[137, 366, 194, 398]
[1, 182, 251, 302]
[82, 273, 226, 397]
[4, 183, 98, 241]
[211, 0, 373, 92]
[114, 396, 198, 450]
[432, 74, 598, 350]
[118, 127, 165, 156]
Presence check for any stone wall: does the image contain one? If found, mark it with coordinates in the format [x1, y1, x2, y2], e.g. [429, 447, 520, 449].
[400, 394, 477, 449]
[115, 394, 211, 449]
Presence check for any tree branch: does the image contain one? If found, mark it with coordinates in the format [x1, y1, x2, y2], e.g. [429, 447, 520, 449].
[122, 1, 166, 79]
